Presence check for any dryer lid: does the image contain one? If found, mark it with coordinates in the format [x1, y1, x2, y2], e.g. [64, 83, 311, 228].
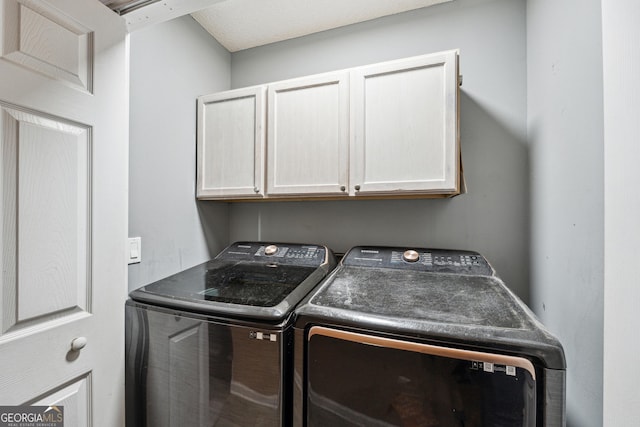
[295, 246, 566, 369]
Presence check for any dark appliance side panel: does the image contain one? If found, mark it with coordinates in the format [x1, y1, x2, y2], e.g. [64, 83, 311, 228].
[125, 299, 148, 427]
[125, 302, 285, 427]
[544, 367, 566, 427]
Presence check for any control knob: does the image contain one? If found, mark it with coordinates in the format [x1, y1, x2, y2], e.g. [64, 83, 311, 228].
[264, 245, 278, 256]
[403, 249, 420, 263]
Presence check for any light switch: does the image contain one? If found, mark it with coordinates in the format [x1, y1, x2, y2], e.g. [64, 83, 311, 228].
[128, 237, 141, 264]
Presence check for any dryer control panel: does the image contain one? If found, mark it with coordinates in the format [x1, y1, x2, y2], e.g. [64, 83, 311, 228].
[343, 246, 493, 276]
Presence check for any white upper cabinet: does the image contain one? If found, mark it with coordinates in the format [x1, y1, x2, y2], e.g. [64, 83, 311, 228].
[350, 50, 459, 196]
[197, 86, 266, 199]
[196, 50, 461, 201]
[267, 72, 350, 196]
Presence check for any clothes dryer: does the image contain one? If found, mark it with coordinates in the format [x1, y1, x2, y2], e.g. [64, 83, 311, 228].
[293, 246, 565, 427]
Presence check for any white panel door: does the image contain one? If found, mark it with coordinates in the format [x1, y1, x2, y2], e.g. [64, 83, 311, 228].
[267, 72, 349, 197]
[0, 0, 128, 425]
[350, 51, 460, 196]
[197, 86, 266, 199]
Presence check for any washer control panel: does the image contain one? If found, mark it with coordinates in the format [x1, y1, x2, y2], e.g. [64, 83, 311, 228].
[217, 242, 327, 266]
[344, 246, 493, 275]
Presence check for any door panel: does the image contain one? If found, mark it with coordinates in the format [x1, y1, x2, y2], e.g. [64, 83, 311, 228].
[29, 373, 92, 427]
[0, 1, 128, 425]
[1, 0, 93, 91]
[350, 51, 459, 195]
[0, 105, 90, 330]
[267, 72, 349, 196]
[197, 86, 266, 198]
[362, 66, 446, 183]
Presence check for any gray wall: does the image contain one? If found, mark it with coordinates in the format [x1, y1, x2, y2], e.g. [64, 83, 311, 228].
[229, 0, 531, 300]
[128, 16, 231, 291]
[527, 0, 603, 425]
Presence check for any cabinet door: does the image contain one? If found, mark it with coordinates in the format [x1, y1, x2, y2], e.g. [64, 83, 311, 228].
[197, 86, 266, 199]
[267, 72, 349, 197]
[350, 51, 460, 196]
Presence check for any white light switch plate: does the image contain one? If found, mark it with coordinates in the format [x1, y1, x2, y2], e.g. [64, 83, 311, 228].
[128, 237, 141, 264]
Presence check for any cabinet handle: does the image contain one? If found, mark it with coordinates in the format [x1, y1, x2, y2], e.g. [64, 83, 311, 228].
[254, 187, 260, 193]
[340, 186, 346, 192]
[354, 185, 361, 191]
[70, 337, 87, 352]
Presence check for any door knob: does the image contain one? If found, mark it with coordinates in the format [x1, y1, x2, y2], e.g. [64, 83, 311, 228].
[70, 337, 87, 351]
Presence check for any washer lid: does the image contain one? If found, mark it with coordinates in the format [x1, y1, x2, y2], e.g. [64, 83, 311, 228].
[129, 242, 335, 321]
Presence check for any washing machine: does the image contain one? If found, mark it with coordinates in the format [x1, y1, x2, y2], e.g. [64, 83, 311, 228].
[125, 241, 336, 427]
[292, 246, 566, 427]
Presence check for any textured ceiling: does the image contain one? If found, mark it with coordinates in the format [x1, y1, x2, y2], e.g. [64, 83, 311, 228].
[191, 0, 451, 52]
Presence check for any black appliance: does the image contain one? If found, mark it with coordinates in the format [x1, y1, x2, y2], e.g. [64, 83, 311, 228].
[293, 246, 566, 427]
[125, 242, 336, 427]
